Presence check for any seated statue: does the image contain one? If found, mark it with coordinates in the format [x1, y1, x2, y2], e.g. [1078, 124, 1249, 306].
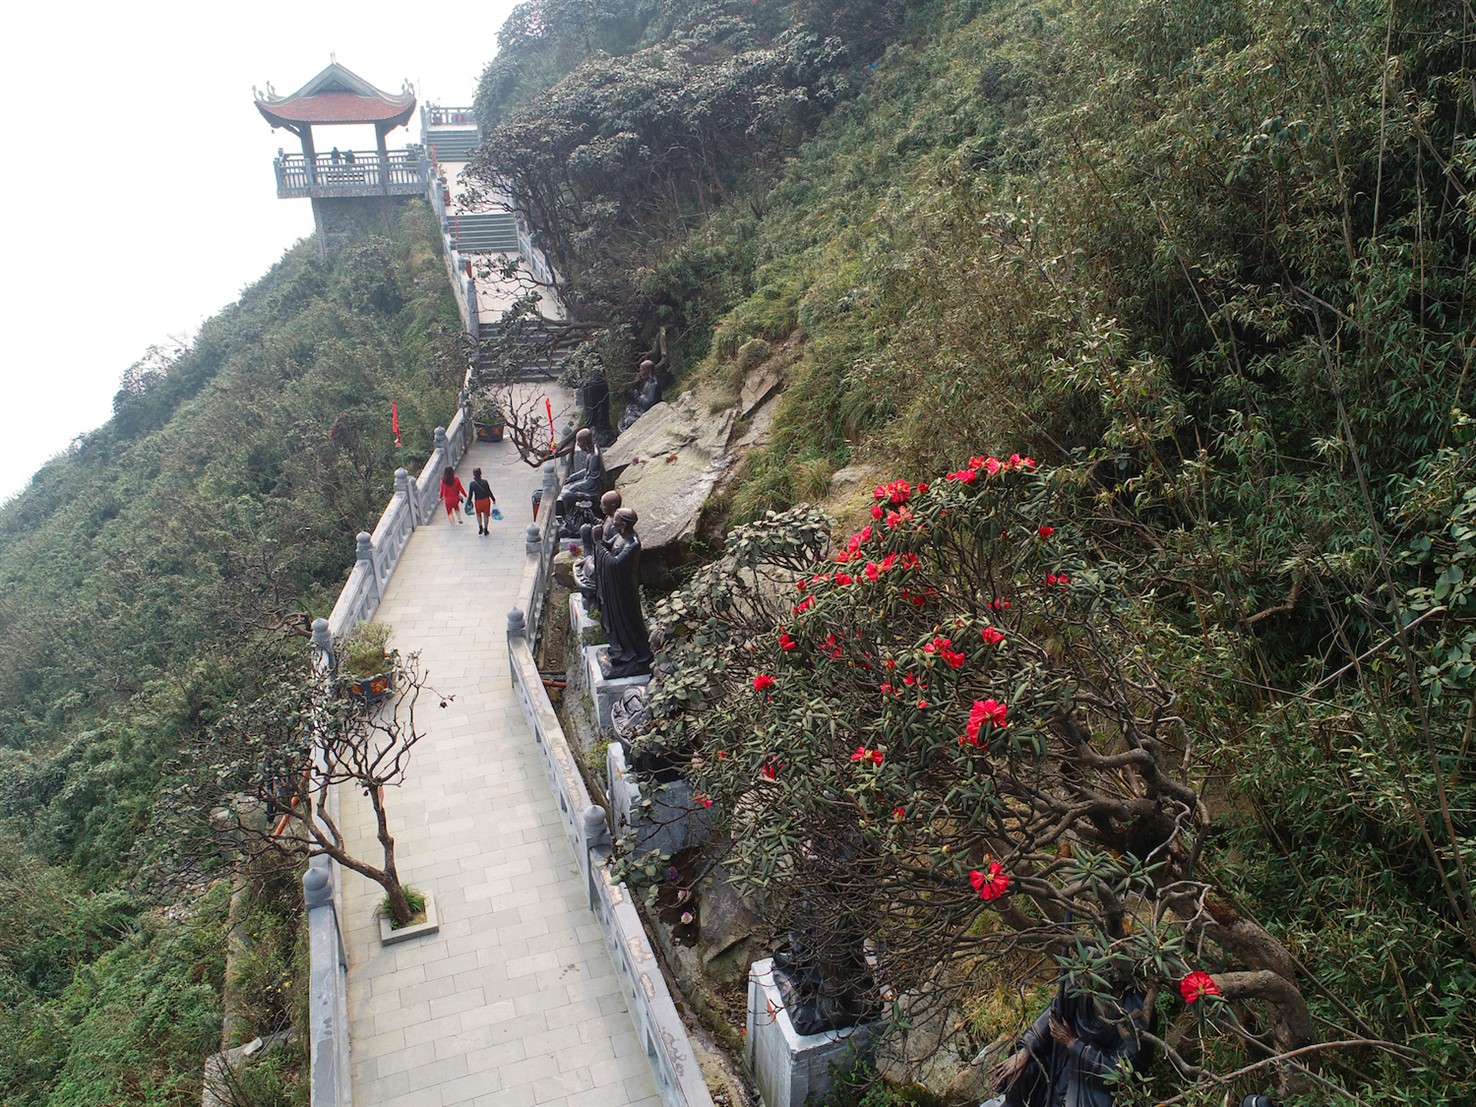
[574, 490, 622, 608]
[594, 508, 653, 678]
[986, 957, 1147, 1107]
[770, 923, 876, 1036]
[557, 428, 607, 538]
[618, 358, 665, 432]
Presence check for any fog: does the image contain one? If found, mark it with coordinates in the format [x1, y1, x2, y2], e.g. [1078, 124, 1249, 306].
[0, 0, 520, 503]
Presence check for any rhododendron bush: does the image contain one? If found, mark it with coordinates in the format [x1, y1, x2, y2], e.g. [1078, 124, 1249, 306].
[636, 458, 1322, 1093]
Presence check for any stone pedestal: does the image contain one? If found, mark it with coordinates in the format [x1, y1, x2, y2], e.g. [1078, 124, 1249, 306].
[607, 743, 711, 861]
[570, 592, 600, 642]
[580, 645, 650, 733]
[746, 958, 875, 1107]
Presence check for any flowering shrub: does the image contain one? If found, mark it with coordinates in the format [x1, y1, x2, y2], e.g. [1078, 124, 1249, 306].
[638, 462, 1314, 1087]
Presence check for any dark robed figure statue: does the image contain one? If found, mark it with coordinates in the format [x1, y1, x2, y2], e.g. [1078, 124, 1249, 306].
[595, 507, 653, 678]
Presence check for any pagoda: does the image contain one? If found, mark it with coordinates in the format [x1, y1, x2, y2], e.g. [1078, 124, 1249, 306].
[254, 60, 429, 254]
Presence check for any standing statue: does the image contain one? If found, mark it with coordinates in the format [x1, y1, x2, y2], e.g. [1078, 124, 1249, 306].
[595, 507, 653, 678]
[557, 428, 607, 538]
[574, 489, 622, 612]
[581, 369, 614, 445]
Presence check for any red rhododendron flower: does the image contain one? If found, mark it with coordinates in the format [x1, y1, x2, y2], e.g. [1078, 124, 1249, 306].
[942, 647, 966, 668]
[871, 503, 883, 520]
[880, 553, 898, 571]
[695, 792, 713, 808]
[902, 673, 919, 686]
[916, 699, 929, 710]
[1180, 971, 1220, 1004]
[753, 674, 775, 691]
[984, 457, 1002, 476]
[821, 635, 843, 659]
[879, 682, 894, 695]
[716, 750, 727, 759]
[960, 698, 1009, 746]
[917, 482, 929, 493]
[945, 468, 978, 484]
[1038, 525, 1055, 538]
[923, 636, 951, 656]
[968, 455, 989, 470]
[761, 761, 778, 781]
[872, 478, 912, 505]
[793, 596, 814, 614]
[892, 807, 905, 820]
[852, 746, 868, 761]
[884, 658, 897, 671]
[980, 626, 1005, 645]
[970, 862, 1010, 901]
[1046, 572, 1071, 587]
[834, 573, 854, 586]
[987, 597, 1010, 612]
[900, 553, 921, 570]
[778, 632, 796, 651]
[864, 562, 881, 582]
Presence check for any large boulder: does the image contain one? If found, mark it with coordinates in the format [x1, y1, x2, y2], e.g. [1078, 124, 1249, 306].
[603, 392, 735, 558]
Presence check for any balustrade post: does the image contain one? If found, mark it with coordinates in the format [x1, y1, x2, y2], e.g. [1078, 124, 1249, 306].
[465, 276, 479, 332]
[542, 460, 560, 501]
[434, 427, 449, 460]
[507, 607, 527, 638]
[458, 389, 472, 451]
[395, 468, 414, 531]
[311, 617, 335, 668]
[525, 524, 542, 553]
[356, 531, 381, 604]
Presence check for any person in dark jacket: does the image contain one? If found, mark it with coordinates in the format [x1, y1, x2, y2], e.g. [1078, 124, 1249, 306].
[467, 467, 496, 534]
[986, 961, 1147, 1107]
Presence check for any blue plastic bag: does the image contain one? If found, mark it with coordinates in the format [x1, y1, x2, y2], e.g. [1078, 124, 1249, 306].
[490, 506, 503, 521]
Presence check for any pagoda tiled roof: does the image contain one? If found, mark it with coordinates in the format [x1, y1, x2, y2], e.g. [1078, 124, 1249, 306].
[256, 62, 416, 129]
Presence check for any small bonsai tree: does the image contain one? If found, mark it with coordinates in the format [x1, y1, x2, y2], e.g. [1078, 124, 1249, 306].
[339, 619, 393, 678]
[202, 645, 447, 928]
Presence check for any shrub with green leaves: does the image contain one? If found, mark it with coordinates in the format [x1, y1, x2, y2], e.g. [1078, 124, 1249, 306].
[639, 458, 1355, 1099]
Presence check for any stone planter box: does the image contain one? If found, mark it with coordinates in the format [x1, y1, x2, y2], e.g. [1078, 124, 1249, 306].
[379, 891, 439, 945]
[474, 420, 505, 443]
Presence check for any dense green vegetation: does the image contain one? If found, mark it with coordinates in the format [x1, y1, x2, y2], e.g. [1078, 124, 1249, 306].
[2, 0, 1472, 1100]
[0, 202, 461, 1103]
[475, 0, 1474, 1101]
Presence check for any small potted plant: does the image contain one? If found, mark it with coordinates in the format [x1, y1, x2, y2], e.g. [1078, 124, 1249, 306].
[338, 620, 396, 702]
[473, 397, 507, 443]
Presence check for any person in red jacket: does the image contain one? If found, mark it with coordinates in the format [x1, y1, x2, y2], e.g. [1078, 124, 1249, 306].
[439, 465, 466, 524]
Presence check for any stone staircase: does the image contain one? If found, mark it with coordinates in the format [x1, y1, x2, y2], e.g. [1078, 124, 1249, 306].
[425, 128, 481, 161]
[451, 211, 521, 253]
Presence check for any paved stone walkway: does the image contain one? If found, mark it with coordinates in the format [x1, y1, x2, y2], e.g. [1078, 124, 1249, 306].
[340, 432, 660, 1106]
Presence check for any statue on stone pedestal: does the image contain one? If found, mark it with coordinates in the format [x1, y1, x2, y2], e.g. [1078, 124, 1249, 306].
[557, 428, 607, 538]
[770, 918, 876, 1036]
[574, 489, 622, 611]
[595, 507, 653, 678]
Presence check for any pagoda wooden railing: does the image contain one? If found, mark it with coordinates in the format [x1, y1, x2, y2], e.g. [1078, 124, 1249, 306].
[274, 150, 428, 200]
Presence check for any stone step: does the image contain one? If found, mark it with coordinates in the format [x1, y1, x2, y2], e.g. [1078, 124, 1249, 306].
[424, 129, 481, 161]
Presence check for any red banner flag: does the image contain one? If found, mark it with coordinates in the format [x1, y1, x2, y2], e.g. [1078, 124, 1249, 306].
[545, 397, 555, 452]
[391, 402, 401, 448]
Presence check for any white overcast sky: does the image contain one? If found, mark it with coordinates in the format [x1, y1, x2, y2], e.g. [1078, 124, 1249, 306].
[0, 0, 522, 504]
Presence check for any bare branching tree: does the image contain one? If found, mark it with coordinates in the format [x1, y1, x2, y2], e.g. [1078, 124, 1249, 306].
[202, 650, 448, 927]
